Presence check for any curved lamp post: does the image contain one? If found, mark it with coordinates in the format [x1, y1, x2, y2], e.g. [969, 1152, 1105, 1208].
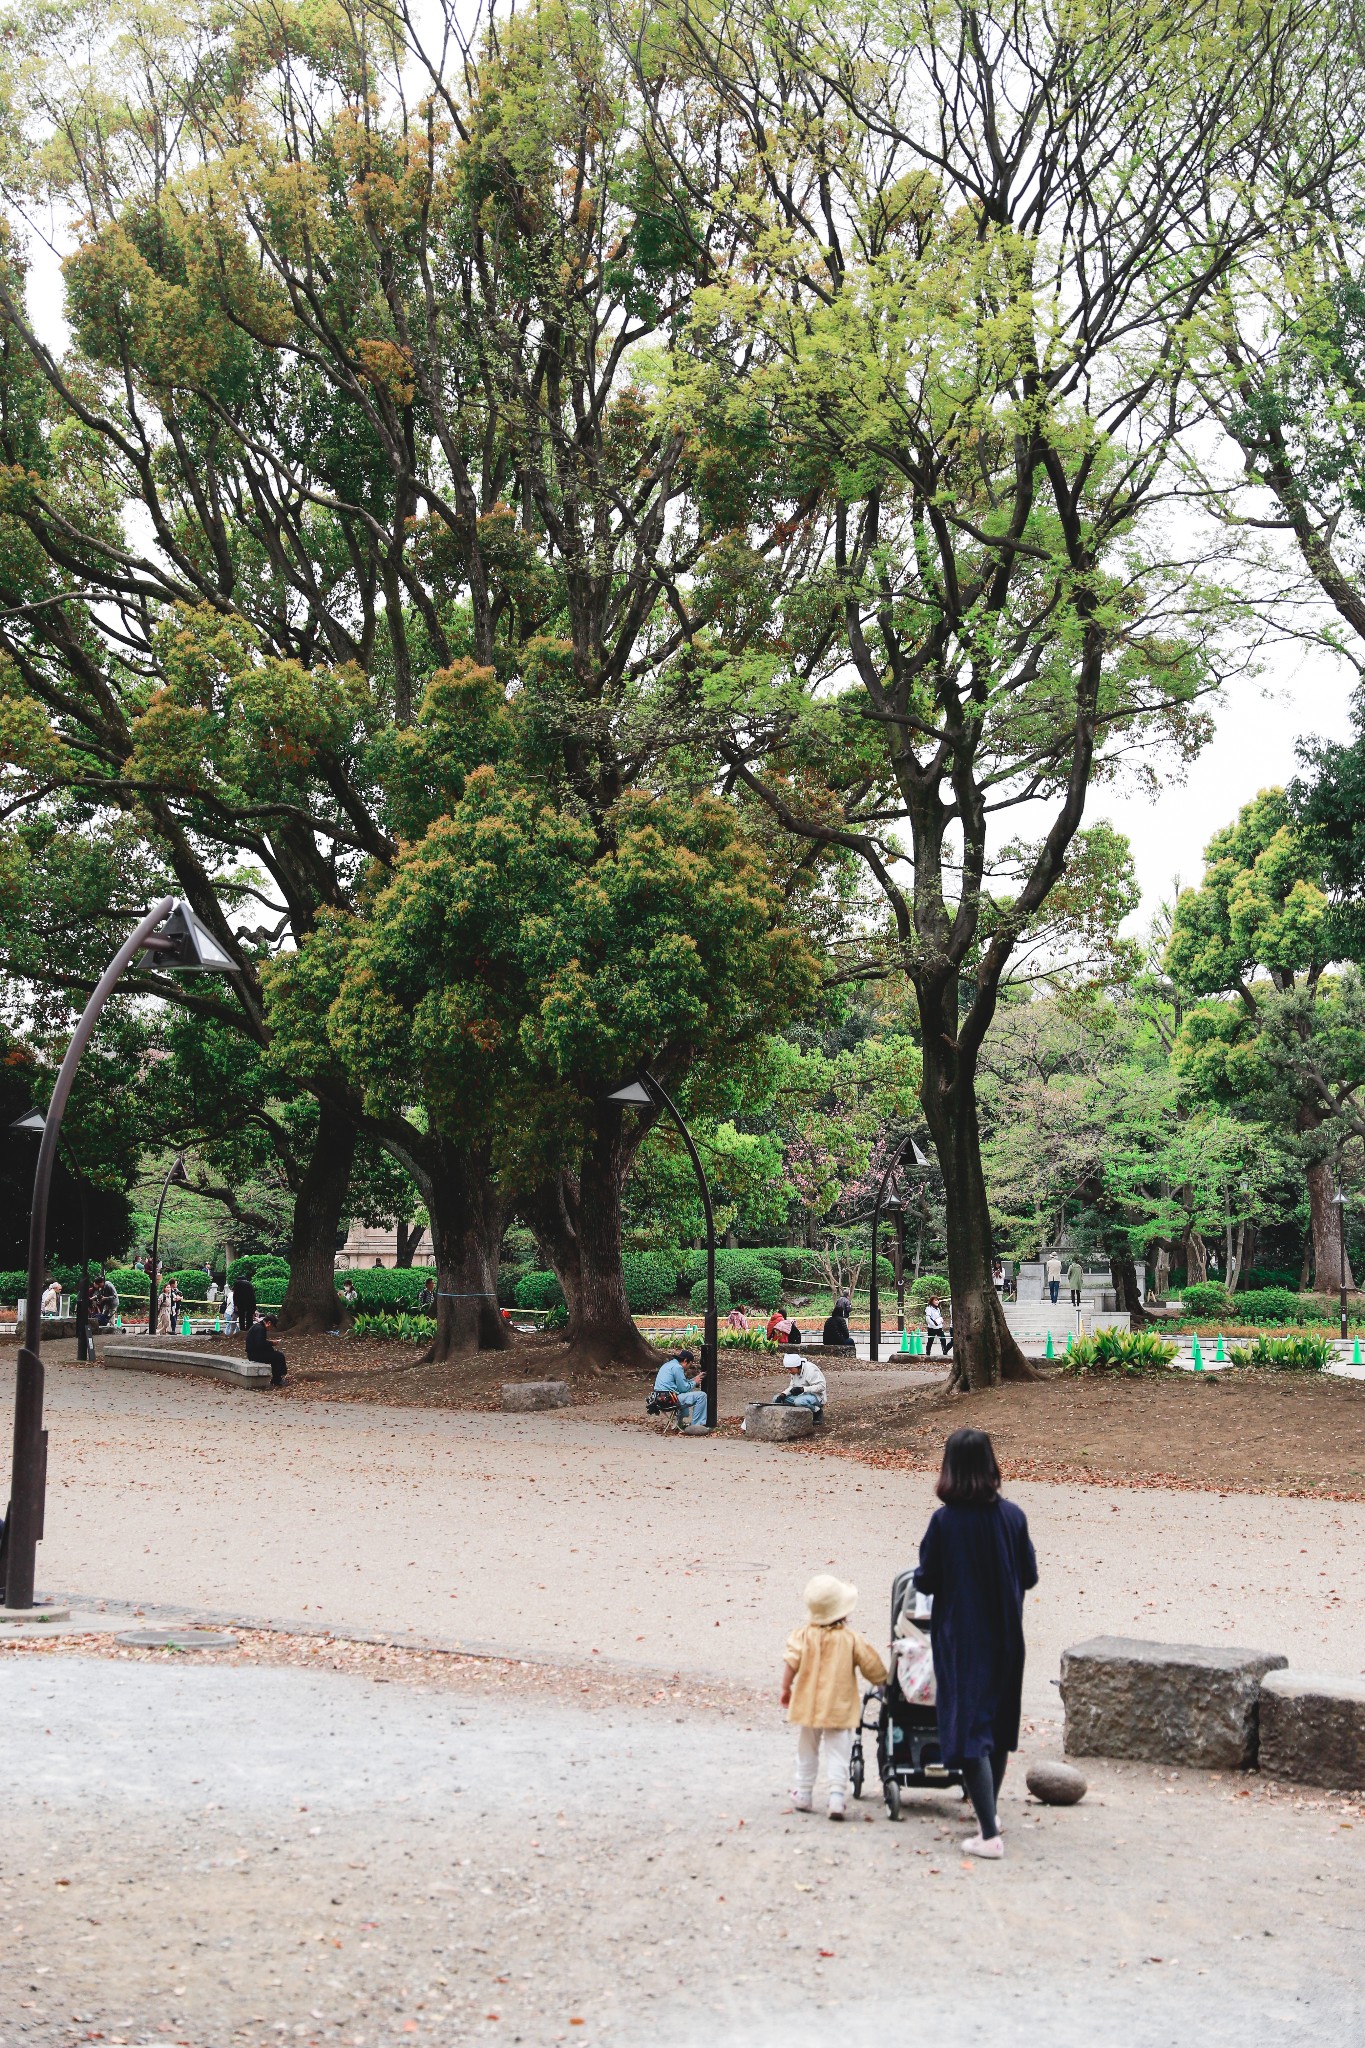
[868, 1136, 930, 1361]
[10, 1110, 94, 1363]
[1333, 1180, 1349, 1340]
[146, 1155, 190, 1335]
[2, 898, 236, 1614]
[607, 1072, 716, 1432]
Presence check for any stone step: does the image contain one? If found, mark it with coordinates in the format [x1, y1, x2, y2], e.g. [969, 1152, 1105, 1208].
[1060, 1635, 1288, 1770]
[1259, 1670, 1365, 1789]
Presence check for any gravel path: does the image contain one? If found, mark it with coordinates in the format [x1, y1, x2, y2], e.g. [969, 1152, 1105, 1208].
[13, 1362, 1365, 1704]
[2, 1646, 1361, 2048]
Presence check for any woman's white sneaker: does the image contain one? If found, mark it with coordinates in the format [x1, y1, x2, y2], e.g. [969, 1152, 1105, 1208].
[962, 1833, 1004, 1859]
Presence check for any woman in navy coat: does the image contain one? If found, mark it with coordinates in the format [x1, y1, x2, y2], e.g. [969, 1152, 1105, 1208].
[913, 1428, 1038, 1859]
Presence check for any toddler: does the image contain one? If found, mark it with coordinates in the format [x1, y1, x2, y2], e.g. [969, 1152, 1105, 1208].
[781, 1574, 887, 1819]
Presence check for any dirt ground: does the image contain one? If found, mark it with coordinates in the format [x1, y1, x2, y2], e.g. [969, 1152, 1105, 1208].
[816, 1366, 1365, 1498]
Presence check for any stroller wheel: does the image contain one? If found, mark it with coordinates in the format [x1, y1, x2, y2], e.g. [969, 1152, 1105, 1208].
[885, 1777, 902, 1821]
[850, 1747, 864, 1800]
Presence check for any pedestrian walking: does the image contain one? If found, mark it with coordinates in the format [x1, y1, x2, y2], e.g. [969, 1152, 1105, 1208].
[924, 1293, 952, 1356]
[912, 1429, 1038, 1859]
[1045, 1251, 1062, 1303]
[781, 1575, 887, 1820]
[232, 1276, 258, 1334]
[1066, 1256, 1084, 1309]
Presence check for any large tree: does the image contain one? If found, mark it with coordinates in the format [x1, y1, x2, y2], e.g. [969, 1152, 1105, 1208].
[620, 0, 1331, 1385]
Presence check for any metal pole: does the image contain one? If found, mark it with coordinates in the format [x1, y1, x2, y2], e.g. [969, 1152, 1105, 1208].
[1340, 1189, 1349, 1342]
[895, 1209, 906, 1339]
[5, 898, 174, 1610]
[869, 1186, 882, 1362]
[146, 1161, 181, 1336]
[641, 1071, 717, 1431]
[73, 1162, 90, 1364]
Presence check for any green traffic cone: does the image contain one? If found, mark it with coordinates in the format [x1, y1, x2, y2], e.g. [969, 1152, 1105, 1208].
[181, 1315, 191, 1335]
[1192, 1333, 1204, 1373]
[1354, 1338, 1362, 1366]
[900, 1327, 909, 1353]
[1045, 1329, 1055, 1359]
[1215, 1332, 1225, 1363]
[1066, 1330, 1073, 1353]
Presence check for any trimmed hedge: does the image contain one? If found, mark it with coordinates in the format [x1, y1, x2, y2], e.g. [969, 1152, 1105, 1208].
[755, 1247, 894, 1290]
[908, 1273, 950, 1311]
[1233, 1286, 1305, 1326]
[621, 1249, 683, 1312]
[1177, 1282, 1233, 1320]
[515, 1270, 566, 1311]
[226, 1254, 290, 1285]
[339, 1268, 435, 1313]
[106, 1266, 150, 1301]
[0, 1265, 83, 1300]
[690, 1276, 732, 1314]
[680, 1250, 782, 1310]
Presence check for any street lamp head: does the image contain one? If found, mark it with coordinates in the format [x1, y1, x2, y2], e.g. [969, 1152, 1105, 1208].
[10, 1108, 46, 1135]
[604, 1079, 654, 1107]
[907, 1137, 931, 1168]
[168, 1155, 190, 1186]
[142, 900, 237, 974]
[881, 1191, 906, 1215]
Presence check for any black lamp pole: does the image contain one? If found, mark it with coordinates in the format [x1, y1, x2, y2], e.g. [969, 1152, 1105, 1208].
[10, 1112, 93, 1363]
[3, 898, 237, 1612]
[1334, 1182, 1348, 1341]
[607, 1071, 717, 1430]
[868, 1137, 929, 1361]
[146, 1155, 189, 1336]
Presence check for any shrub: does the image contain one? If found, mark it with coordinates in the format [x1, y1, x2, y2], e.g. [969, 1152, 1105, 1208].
[690, 1276, 732, 1314]
[754, 1247, 894, 1289]
[352, 1312, 435, 1344]
[622, 1249, 682, 1312]
[908, 1273, 951, 1312]
[342, 1268, 434, 1313]
[1233, 1286, 1306, 1326]
[105, 1266, 150, 1301]
[497, 1266, 530, 1309]
[0, 1265, 85, 1301]
[717, 1327, 779, 1351]
[1061, 1328, 1178, 1374]
[1176, 1281, 1233, 1320]
[1229, 1332, 1331, 1372]
[514, 1270, 566, 1312]
[680, 1250, 782, 1309]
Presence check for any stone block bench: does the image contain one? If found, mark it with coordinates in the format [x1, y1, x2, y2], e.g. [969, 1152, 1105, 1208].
[501, 1380, 571, 1412]
[743, 1401, 815, 1441]
[1259, 1671, 1365, 1789]
[1060, 1635, 1287, 1769]
[103, 1344, 273, 1391]
[796, 1342, 856, 1359]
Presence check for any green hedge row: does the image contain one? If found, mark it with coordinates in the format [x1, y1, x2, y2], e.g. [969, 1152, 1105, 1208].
[1176, 1283, 1339, 1327]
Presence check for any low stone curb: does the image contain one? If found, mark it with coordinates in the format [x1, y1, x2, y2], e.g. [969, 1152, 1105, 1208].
[1060, 1635, 1287, 1769]
[104, 1344, 273, 1390]
[1259, 1670, 1365, 1790]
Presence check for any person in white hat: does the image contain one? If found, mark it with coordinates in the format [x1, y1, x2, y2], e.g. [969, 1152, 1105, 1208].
[773, 1350, 827, 1417]
[780, 1574, 887, 1819]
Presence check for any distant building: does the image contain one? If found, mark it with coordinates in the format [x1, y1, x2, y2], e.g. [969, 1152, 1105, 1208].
[335, 1222, 434, 1270]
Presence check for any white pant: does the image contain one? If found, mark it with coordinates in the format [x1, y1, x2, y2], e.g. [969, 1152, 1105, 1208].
[793, 1725, 854, 1803]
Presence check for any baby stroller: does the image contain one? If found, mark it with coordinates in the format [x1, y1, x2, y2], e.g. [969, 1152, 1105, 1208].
[849, 1566, 964, 1819]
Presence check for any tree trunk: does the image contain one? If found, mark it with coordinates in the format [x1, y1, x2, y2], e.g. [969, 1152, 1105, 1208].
[919, 1028, 1034, 1390]
[278, 1106, 356, 1336]
[1184, 1228, 1208, 1286]
[525, 1114, 660, 1374]
[1306, 1155, 1355, 1293]
[395, 1217, 424, 1268]
[1152, 1240, 1170, 1300]
[1108, 1252, 1147, 1326]
[420, 1142, 511, 1361]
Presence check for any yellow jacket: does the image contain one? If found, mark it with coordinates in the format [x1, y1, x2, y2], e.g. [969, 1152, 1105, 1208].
[783, 1621, 888, 1728]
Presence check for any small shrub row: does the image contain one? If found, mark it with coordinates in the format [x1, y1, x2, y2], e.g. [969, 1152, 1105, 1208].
[690, 1277, 732, 1314]
[908, 1273, 951, 1311]
[680, 1250, 783, 1309]
[1229, 1332, 1332, 1372]
[1062, 1329, 1178, 1374]
[0, 1264, 85, 1300]
[717, 1328, 780, 1351]
[514, 1270, 566, 1311]
[352, 1312, 435, 1344]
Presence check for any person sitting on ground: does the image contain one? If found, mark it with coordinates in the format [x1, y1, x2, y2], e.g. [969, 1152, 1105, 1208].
[924, 1294, 952, 1356]
[340, 1279, 358, 1307]
[774, 1350, 828, 1417]
[652, 1347, 708, 1432]
[245, 1311, 289, 1387]
[726, 1302, 750, 1331]
[766, 1304, 789, 1342]
[417, 1275, 437, 1317]
[822, 1299, 852, 1347]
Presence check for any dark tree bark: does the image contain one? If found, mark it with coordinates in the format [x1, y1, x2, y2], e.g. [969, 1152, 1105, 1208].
[524, 1110, 661, 1373]
[277, 1105, 357, 1336]
[919, 1023, 1034, 1392]
[418, 1140, 511, 1361]
[1107, 1252, 1147, 1327]
[395, 1217, 425, 1268]
[1305, 1154, 1354, 1292]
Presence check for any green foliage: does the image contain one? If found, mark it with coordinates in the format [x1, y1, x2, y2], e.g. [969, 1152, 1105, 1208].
[717, 1327, 779, 1352]
[1229, 1332, 1331, 1371]
[0, 1265, 82, 1301]
[908, 1273, 952, 1311]
[352, 1313, 436, 1345]
[621, 1251, 682, 1313]
[1233, 1287, 1308, 1326]
[1178, 1282, 1234, 1319]
[514, 1270, 567, 1312]
[226, 1254, 291, 1285]
[1061, 1329, 1179, 1374]
[680, 1249, 782, 1308]
[340, 1269, 433, 1313]
[690, 1276, 732, 1314]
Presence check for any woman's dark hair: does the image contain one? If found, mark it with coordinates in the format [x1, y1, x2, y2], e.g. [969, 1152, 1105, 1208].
[936, 1428, 1001, 1507]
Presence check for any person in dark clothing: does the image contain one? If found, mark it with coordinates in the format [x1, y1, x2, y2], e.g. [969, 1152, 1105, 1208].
[245, 1312, 288, 1386]
[233, 1278, 258, 1332]
[417, 1276, 437, 1317]
[822, 1303, 852, 1346]
[912, 1428, 1038, 1860]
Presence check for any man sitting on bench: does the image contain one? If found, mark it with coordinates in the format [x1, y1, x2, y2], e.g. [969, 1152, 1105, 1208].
[245, 1311, 289, 1388]
[773, 1350, 827, 1418]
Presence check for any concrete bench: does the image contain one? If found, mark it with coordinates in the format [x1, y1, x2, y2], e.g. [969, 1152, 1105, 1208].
[501, 1380, 571, 1412]
[1060, 1635, 1287, 1769]
[1259, 1671, 1365, 1789]
[797, 1342, 856, 1359]
[104, 1344, 273, 1391]
[743, 1401, 815, 1441]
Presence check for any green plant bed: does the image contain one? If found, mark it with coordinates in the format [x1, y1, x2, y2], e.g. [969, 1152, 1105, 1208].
[1060, 1328, 1179, 1374]
[1228, 1332, 1333, 1372]
[352, 1312, 435, 1344]
[717, 1328, 779, 1351]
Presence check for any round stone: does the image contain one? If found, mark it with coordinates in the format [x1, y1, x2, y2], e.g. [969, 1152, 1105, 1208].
[1026, 1758, 1088, 1805]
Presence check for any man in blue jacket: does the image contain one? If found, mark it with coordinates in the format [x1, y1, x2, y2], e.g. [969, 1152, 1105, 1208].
[653, 1348, 708, 1432]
